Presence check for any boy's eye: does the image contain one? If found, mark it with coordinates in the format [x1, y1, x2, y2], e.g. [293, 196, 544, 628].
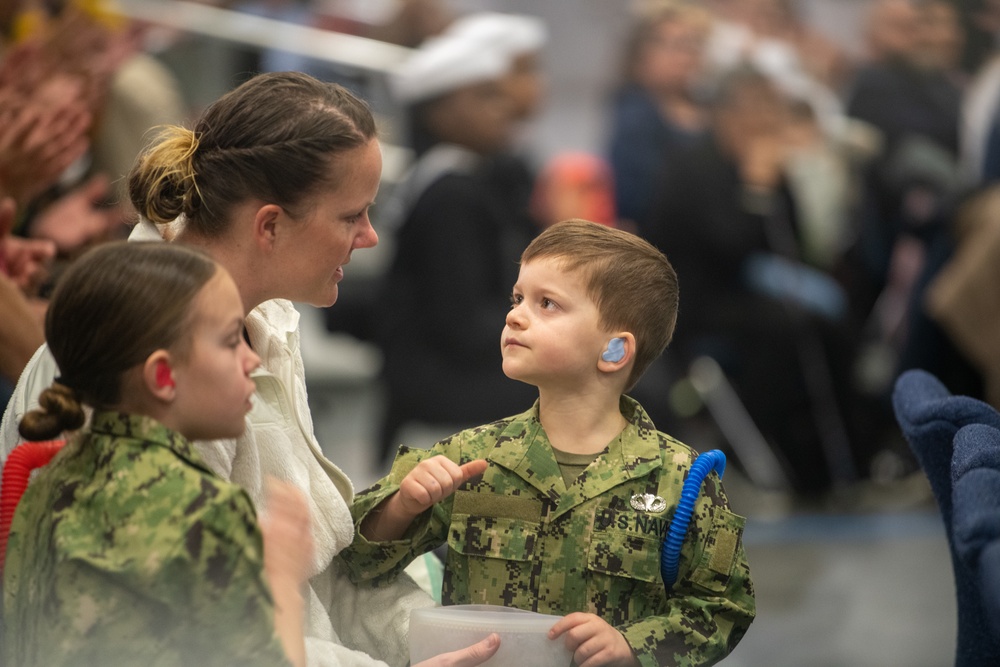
[541, 298, 554, 309]
[509, 293, 523, 308]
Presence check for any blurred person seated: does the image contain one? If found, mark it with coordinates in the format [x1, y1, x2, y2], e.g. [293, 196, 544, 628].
[702, 0, 850, 109]
[445, 11, 549, 253]
[845, 0, 970, 400]
[373, 27, 543, 465]
[921, 0, 967, 86]
[848, 0, 963, 156]
[0, 0, 186, 256]
[644, 65, 887, 496]
[325, 10, 549, 344]
[0, 197, 52, 406]
[606, 0, 711, 231]
[0, 5, 125, 397]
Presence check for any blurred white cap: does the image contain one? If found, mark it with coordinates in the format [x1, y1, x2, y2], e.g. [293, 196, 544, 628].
[444, 11, 548, 60]
[390, 33, 509, 104]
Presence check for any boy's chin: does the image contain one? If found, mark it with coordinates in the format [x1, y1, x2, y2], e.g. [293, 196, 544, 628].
[501, 367, 537, 387]
[501, 364, 521, 382]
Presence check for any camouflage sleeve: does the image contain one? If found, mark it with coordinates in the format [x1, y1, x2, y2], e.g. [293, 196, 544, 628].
[341, 443, 461, 585]
[151, 485, 292, 667]
[619, 474, 756, 667]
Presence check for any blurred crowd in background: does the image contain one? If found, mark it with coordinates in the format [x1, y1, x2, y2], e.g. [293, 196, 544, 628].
[4, 0, 1000, 502]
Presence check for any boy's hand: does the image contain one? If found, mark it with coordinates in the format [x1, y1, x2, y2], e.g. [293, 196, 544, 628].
[361, 457, 488, 542]
[548, 613, 638, 667]
[397, 456, 489, 518]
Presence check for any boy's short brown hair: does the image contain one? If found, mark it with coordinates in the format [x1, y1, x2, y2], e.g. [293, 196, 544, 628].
[520, 219, 679, 390]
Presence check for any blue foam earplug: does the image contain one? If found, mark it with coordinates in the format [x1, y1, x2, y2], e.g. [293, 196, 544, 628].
[601, 337, 626, 363]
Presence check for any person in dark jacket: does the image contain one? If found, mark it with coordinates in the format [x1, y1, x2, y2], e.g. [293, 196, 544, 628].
[375, 28, 540, 463]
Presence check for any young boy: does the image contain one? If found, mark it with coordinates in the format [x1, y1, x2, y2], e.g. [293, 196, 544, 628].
[342, 219, 755, 667]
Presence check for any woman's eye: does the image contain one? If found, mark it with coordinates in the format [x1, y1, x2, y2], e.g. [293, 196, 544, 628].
[347, 206, 372, 224]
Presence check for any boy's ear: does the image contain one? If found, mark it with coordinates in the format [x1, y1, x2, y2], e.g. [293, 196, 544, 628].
[597, 332, 635, 371]
[143, 350, 176, 403]
[252, 204, 284, 253]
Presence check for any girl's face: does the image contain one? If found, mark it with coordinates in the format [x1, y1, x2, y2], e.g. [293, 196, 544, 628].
[276, 138, 382, 307]
[501, 257, 612, 391]
[170, 268, 260, 441]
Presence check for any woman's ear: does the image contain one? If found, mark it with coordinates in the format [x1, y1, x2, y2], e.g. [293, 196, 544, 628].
[597, 332, 635, 372]
[143, 350, 176, 403]
[252, 204, 284, 253]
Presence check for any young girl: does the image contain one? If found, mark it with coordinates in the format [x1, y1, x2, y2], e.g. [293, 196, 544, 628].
[3, 241, 313, 667]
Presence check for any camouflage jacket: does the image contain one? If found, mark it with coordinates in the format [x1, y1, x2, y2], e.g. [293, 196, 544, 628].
[342, 397, 755, 667]
[2, 411, 290, 667]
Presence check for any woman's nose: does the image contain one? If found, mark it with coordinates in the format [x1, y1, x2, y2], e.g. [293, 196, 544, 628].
[357, 219, 379, 249]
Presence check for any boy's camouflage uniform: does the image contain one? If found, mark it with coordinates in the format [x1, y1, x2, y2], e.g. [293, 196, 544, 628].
[3, 411, 290, 667]
[343, 397, 755, 667]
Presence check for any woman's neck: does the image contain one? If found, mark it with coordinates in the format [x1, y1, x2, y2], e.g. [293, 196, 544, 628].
[656, 91, 704, 132]
[176, 230, 265, 317]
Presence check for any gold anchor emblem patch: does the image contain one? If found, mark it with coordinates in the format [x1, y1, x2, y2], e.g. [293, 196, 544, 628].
[630, 493, 666, 512]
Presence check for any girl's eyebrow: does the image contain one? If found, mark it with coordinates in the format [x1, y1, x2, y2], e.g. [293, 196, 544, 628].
[226, 317, 245, 333]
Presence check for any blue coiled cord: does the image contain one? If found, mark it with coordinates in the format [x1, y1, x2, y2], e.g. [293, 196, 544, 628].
[660, 449, 727, 589]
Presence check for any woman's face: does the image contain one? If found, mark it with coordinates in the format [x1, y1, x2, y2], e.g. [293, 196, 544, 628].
[637, 18, 707, 94]
[276, 138, 382, 307]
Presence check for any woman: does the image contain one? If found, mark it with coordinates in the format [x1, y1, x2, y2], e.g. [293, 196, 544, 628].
[607, 1, 712, 231]
[0, 71, 498, 667]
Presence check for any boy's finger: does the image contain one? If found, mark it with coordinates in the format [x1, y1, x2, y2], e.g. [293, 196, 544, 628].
[459, 459, 489, 482]
[548, 612, 593, 642]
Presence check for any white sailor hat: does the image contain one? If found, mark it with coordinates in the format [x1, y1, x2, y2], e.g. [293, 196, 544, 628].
[443, 11, 548, 60]
[390, 32, 510, 105]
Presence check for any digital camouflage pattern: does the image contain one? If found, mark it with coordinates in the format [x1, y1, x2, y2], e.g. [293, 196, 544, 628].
[3, 411, 290, 667]
[343, 397, 755, 667]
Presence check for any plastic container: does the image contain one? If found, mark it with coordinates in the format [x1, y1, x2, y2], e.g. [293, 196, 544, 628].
[409, 604, 573, 666]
